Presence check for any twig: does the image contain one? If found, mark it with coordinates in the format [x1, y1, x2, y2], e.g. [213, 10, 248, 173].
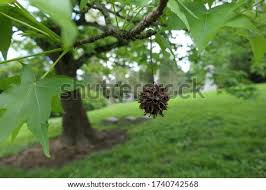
[41, 50, 69, 79]
[0, 48, 63, 64]
[76, 0, 168, 45]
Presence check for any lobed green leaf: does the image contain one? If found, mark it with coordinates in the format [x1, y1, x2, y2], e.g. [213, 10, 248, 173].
[29, 0, 78, 49]
[0, 13, 12, 60]
[0, 66, 76, 157]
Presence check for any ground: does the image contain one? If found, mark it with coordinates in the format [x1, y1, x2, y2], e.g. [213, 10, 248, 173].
[0, 85, 266, 177]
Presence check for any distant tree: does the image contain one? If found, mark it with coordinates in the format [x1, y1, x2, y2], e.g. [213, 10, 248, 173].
[188, 27, 266, 98]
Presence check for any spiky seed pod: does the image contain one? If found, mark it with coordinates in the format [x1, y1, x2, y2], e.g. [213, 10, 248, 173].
[138, 84, 169, 118]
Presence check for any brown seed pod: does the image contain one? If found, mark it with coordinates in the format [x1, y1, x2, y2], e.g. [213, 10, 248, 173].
[138, 84, 169, 118]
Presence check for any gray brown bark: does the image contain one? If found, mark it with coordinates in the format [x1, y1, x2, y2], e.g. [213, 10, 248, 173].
[54, 53, 98, 146]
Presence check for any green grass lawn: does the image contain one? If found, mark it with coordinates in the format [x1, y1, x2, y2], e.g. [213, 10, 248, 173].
[0, 85, 266, 177]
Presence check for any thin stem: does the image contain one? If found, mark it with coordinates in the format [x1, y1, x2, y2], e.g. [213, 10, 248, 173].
[150, 37, 153, 65]
[240, 0, 264, 14]
[0, 12, 51, 39]
[0, 48, 63, 64]
[122, 6, 133, 29]
[150, 37, 155, 84]
[124, 7, 144, 29]
[253, 0, 264, 8]
[112, 3, 119, 28]
[41, 50, 69, 79]
[14, 2, 60, 42]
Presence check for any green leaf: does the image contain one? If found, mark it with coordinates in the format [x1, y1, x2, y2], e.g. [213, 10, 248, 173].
[155, 34, 177, 64]
[165, 11, 187, 30]
[0, 109, 4, 117]
[0, 13, 12, 60]
[131, 0, 150, 6]
[118, 0, 150, 6]
[51, 96, 63, 113]
[178, 0, 198, 19]
[248, 35, 266, 65]
[80, 0, 89, 11]
[0, 76, 20, 91]
[0, 66, 76, 157]
[10, 125, 23, 142]
[29, 0, 78, 49]
[225, 15, 259, 33]
[167, 0, 190, 30]
[0, 0, 15, 4]
[189, 3, 240, 50]
[0, 3, 60, 43]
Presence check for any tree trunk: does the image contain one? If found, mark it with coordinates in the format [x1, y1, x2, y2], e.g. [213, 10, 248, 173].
[53, 53, 99, 146]
[60, 89, 97, 146]
[35, 36, 104, 146]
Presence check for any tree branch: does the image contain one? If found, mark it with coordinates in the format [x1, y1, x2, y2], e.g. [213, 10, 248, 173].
[76, 19, 107, 31]
[76, 40, 128, 68]
[75, 0, 168, 46]
[93, 3, 117, 32]
[76, 30, 157, 68]
[2, 0, 168, 66]
[74, 11, 107, 31]
[127, 0, 168, 38]
[74, 31, 114, 47]
[91, 3, 139, 24]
